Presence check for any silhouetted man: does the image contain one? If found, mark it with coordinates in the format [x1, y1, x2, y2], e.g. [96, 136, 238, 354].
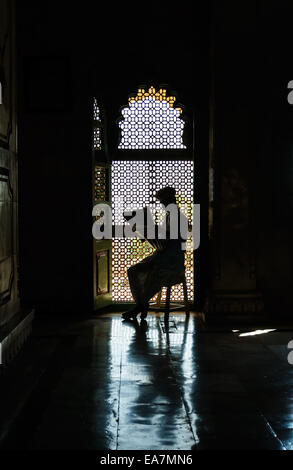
[122, 186, 189, 320]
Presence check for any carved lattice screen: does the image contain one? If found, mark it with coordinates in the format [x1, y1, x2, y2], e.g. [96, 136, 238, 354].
[94, 166, 107, 202]
[93, 98, 102, 150]
[111, 160, 194, 302]
[118, 86, 186, 150]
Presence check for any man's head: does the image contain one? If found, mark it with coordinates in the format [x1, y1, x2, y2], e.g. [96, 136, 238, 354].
[155, 186, 177, 206]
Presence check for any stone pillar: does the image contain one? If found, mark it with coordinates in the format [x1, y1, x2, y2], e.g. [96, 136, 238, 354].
[0, 0, 34, 365]
[205, 0, 264, 322]
[0, 0, 19, 327]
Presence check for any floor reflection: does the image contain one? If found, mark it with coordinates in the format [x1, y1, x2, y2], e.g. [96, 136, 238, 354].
[7, 312, 293, 450]
[108, 314, 197, 450]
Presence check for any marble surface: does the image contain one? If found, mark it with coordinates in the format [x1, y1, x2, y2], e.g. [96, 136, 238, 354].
[1, 312, 293, 450]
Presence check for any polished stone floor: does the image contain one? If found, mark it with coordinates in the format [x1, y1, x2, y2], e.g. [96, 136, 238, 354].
[1, 312, 293, 450]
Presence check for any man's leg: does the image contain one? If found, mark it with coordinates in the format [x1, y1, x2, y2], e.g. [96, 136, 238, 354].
[128, 263, 150, 305]
[122, 256, 157, 320]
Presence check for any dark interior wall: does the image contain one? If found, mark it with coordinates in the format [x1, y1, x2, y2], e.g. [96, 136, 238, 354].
[16, 2, 211, 314]
[255, 0, 293, 312]
[210, 0, 293, 316]
[212, 0, 260, 293]
[17, 4, 94, 314]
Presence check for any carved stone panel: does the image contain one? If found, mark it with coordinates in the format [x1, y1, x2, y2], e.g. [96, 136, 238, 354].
[0, 166, 13, 305]
[0, 0, 12, 146]
[0, 1, 21, 332]
[96, 250, 109, 296]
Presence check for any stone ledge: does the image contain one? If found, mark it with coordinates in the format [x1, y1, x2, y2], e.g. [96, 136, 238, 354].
[203, 290, 265, 324]
[205, 291, 264, 313]
[0, 309, 35, 366]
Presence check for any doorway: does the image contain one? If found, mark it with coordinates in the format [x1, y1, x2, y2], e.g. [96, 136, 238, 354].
[92, 87, 196, 310]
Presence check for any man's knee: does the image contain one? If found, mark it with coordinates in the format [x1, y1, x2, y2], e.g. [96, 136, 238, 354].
[127, 265, 137, 278]
[128, 263, 147, 279]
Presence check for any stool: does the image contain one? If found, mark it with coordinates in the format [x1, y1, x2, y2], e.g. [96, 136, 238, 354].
[149, 276, 190, 324]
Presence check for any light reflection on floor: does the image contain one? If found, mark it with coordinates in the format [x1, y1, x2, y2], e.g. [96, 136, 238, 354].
[96, 313, 293, 450]
[12, 312, 293, 450]
[106, 313, 197, 450]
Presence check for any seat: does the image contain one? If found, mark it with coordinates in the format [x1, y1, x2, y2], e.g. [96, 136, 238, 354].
[149, 274, 190, 324]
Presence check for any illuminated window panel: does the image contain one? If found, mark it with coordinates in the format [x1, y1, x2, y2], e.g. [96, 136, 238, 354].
[93, 98, 100, 120]
[93, 98, 102, 150]
[94, 165, 107, 201]
[118, 86, 186, 150]
[112, 160, 194, 302]
[93, 128, 101, 150]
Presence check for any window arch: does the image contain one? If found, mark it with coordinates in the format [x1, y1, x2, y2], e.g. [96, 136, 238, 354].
[118, 86, 186, 150]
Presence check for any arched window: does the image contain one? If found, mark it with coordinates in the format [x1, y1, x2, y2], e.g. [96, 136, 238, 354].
[111, 85, 194, 303]
[92, 86, 194, 307]
[118, 86, 186, 149]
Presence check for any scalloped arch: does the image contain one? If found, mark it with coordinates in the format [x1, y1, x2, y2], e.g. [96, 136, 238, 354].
[118, 86, 187, 150]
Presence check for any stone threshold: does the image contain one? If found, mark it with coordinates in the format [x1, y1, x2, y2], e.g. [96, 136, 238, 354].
[0, 309, 35, 366]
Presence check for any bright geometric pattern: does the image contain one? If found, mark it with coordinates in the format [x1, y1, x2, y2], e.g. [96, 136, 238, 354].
[111, 160, 194, 302]
[93, 98, 102, 150]
[94, 166, 107, 202]
[118, 86, 186, 149]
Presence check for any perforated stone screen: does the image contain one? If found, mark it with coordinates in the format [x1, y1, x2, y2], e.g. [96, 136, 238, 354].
[111, 160, 194, 302]
[118, 87, 186, 150]
[93, 98, 102, 150]
[94, 166, 107, 202]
